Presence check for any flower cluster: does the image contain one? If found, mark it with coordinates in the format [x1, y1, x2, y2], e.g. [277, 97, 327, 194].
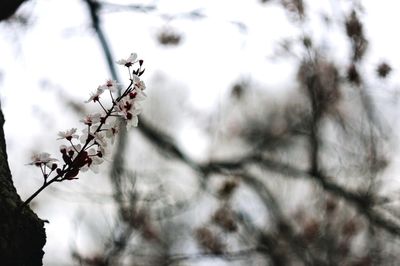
[23, 53, 146, 207]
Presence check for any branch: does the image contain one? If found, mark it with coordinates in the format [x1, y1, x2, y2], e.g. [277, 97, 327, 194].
[99, 1, 156, 13]
[237, 171, 326, 266]
[165, 248, 260, 264]
[136, 116, 400, 238]
[0, 0, 26, 21]
[84, 0, 119, 83]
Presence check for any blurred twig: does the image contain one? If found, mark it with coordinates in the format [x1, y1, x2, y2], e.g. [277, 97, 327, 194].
[135, 114, 400, 238]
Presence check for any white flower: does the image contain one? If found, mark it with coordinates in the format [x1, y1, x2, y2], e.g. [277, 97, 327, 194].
[59, 144, 80, 166]
[59, 144, 81, 155]
[126, 113, 139, 128]
[116, 97, 142, 113]
[104, 119, 120, 144]
[80, 148, 104, 173]
[136, 80, 146, 91]
[57, 128, 79, 141]
[128, 88, 147, 101]
[97, 142, 108, 158]
[116, 53, 137, 67]
[100, 79, 119, 92]
[117, 99, 142, 128]
[59, 145, 67, 152]
[80, 128, 94, 144]
[80, 128, 108, 151]
[80, 113, 101, 126]
[28, 152, 58, 167]
[85, 86, 105, 103]
[132, 75, 146, 91]
[94, 132, 108, 148]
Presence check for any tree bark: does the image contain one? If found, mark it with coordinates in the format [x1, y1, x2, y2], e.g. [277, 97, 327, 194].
[0, 0, 26, 21]
[0, 108, 46, 265]
[0, 1, 46, 265]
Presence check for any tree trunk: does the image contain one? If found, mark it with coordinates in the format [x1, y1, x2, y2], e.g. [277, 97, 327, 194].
[0, 108, 46, 265]
[0, 0, 26, 21]
[0, 2, 46, 265]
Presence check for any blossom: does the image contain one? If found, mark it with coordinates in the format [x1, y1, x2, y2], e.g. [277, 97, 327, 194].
[80, 129, 93, 144]
[80, 148, 104, 173]
[117, 96, 141, 111]
[132, 75, 146, 91]
[128, 88, 146, 101]
[57, 128, 79, 141]
[104, 119, 120, 144]
[117, 98, 142, 128]
[28, 152, 58, 167]
[93, 132, 108, 148]
[59, 144, 80, 165]
[59, 144, 81, 155]
[79, 129, 108, 152]
[97, 143, 107, 158]
[126, 113, 140, 128]
[100, 79, 119, 92]
[136, 80, 146, 91]
[22, 52, 148, 208]
[116, 53, 137, 67]
[85, 86, 105, 103]
[80, 113, 101, 126]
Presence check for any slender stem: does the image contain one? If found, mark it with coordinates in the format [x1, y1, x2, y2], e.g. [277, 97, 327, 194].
[98, 99, 108, 113]
[109, 90, 115, 104]
[128, 67, 132, 80]
[19, 176, 59, 210]
[69, 140, 80, 153]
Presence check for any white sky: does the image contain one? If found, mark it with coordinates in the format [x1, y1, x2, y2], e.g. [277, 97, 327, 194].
[1, 0, 400, 264]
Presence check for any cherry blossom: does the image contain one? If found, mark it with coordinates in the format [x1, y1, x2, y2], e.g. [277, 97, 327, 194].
[93, 132, 108, 148]
[104, 120, 119, 144]
[22, 52, 147, 208]
[57, 128, 79, 141]
[80, 113, 102, 126]
[132, 74, 146, 91]
[79, 130, 107, 155]
[100, 79, 119, 92]
[80, 130, 93, 145]
[29, 152, 57, 167]
[129, 88, 146, 101]
[116, 53, 137, 67]
[116, 98, 143, 128]
[85, 86, 105, 103]
[80, 148, 104, 173]
[60, 144, 81, 155]
[126, 113, 140, 128]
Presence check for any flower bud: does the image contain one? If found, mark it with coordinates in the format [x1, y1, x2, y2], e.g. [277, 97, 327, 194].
[60, 145, 67, 154]
[129, 92, 137, 99]
[64, 168, 80, 180]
